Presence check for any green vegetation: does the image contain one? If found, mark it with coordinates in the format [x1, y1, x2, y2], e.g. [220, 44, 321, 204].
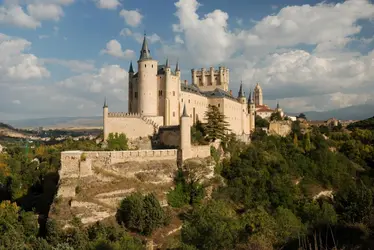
[255, 115, 269, 128]
[204, 105, 230, 141]
[107, 132, 129, 150]
[1, 116, 374, 249]
[117, 192, 169, 235]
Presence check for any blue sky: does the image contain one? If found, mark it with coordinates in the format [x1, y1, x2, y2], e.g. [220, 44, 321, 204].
[0, 0, 374, 120]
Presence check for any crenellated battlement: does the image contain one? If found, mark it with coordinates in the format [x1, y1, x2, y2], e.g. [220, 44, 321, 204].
[108, 112, 141, 118]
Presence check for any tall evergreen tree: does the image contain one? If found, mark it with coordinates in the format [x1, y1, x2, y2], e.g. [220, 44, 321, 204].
[204, 105, 230, 141]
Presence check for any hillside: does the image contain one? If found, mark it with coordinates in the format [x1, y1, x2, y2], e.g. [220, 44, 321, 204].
[4, 116, 102, 129]
[347, 116, 374, 131]
[299, 104, 374, 121]
[0, 122, 31, 138]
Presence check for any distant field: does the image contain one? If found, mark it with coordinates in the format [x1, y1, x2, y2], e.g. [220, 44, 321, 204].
[4, 116, 102, 129]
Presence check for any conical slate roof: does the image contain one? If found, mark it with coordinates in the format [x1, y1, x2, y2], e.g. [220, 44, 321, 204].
[129, 61, 134, 73]
[238, 82, 245, 98]
[182, 104, 188, 117]
[139, 34, 152, 60]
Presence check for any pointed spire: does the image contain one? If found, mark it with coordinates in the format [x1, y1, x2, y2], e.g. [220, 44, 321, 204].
[103, 97, 108, 108]
[182, 104, 188, 117]
[166, 57, 170, 68]
[139, 32, 152, 60]
[277, 101, 280, 109]
[129, 61, 134, 73]
[248, 90, 254, 104]
[238, 82, 245, 98]
[175, 59, 180, 72]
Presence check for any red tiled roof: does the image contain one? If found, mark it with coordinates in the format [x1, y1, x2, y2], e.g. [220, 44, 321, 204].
[256, 107, 274, 112]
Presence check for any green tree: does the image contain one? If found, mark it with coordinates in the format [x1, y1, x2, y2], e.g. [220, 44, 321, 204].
[303, 132, 311, 152]
[181, 200, 242, 250]
[117, 192, 167, 235]
[107, 133, 129, 151]
[204, 105, 230, 141]
[255, 115, 269, 128]
[270, 111, 282, 121]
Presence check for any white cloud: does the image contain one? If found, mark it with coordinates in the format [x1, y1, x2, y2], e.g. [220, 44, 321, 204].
[100, 39, 135, 59]
[12, 99, 21, 104]
[58, 65, 128, 94]
[0, 5, 40, 29]
[166, 0, 374, 112]
[119, 9, 143, 27]
[94, 0, 120, 10]
[27, 3, 64, 21]
[175, 35, 184, 44]
[0, 0, 73, 29]
[0, 33, 50, 81]
[120, 28, 161, 44]
[43, 58, 96, 73]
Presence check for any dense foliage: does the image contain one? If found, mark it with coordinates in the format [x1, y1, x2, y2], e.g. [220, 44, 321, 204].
[117, 192, 169, 235]
[1, 116, 374, 249]
[204, 105, 230, 141]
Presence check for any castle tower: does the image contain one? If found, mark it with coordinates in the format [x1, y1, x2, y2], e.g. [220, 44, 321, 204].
[248, 90, 256, 131]
[103, 98, 109, 141]
[237, 82, 247, 134]
[164, 57, 172, 125]
[175, 60, 180, 78]
[237, 82, 246, 104]
[137, 33, 158, 116]
[164, 58, 180, 126]
[128, 61, 134, 113]
[180, 104, 191, 160]
[254, 83, 263, 106]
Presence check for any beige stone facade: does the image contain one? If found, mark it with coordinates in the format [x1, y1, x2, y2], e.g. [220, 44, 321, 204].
[104, 34, 258, 143]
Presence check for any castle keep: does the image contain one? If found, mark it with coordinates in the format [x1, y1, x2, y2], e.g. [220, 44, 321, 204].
[103, 34, 280, 145]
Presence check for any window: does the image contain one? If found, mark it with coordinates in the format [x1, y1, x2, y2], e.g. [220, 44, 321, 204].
[188, 99, 190, 103]
[145, 64, 146, 68]
[173, 91, 175, 96]
[134, 92, 138, 98]
[182, 98, 183, 102]
[173, 112, 175, 117]
[218, 104, 220, 107]
[159, 90, 163, 96]
[152, 64, 153, 68]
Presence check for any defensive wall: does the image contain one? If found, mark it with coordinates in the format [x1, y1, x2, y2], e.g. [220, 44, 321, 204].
[59, 149, 178, 180]
[104, 112, 164, 140]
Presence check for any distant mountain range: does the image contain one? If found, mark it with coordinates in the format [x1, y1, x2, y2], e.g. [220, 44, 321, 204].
[291, 104, 374, 121]
[2, 104, 373, 129]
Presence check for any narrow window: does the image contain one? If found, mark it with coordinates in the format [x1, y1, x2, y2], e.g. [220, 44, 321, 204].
[134, 92, 138, 98]
[218, 104, 220, 107]
[145, 64, 146, 68]
[173, 91, 175, 96]
[173, 112, 175, 117]
[152, 64, 153, 68]
[188, 99, 190, 103]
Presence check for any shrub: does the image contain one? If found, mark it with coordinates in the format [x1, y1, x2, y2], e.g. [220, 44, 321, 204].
[117, 192, 167, 235]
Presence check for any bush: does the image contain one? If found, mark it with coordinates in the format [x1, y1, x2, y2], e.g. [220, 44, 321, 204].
[117, 192, 168, 235]
[107, 133, 129, 151]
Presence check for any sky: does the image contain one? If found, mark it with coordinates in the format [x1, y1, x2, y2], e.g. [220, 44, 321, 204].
[1, 0, 374, 120]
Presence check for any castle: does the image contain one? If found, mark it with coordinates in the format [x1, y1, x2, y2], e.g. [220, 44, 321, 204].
[103, 34, 280, 145]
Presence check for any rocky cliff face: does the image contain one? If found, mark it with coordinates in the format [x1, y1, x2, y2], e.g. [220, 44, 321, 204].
[51, 159, 178, 227]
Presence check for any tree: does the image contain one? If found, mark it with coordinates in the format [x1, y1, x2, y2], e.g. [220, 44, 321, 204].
[107, 133, 129, 151]
[297, 113, 307, 120]
[303, 132, 311, 152]
[117, 192, 167, 235]
[255, 115, 269, 128]
[270, 112, 282, 121]
[204, 105, 230, 141]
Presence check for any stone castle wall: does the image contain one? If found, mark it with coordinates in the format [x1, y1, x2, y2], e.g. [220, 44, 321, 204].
[104, 114, 164, 140]
[60, 149, 178, 176]
[158, 126, 180, 147]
